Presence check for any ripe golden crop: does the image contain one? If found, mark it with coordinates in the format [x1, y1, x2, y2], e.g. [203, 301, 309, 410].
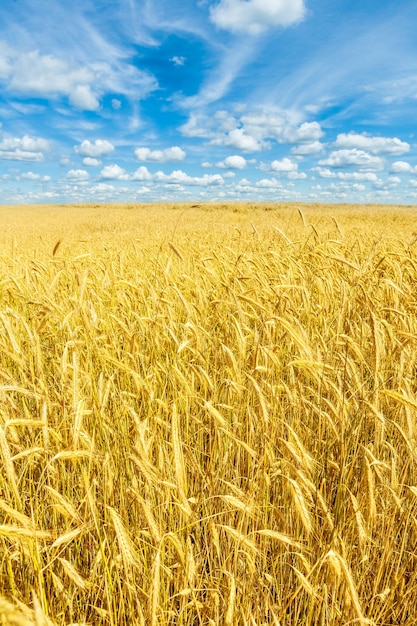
[0, 202, 417, 625]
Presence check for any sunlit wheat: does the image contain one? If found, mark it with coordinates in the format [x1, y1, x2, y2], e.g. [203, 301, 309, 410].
[0, 202, 417, 624]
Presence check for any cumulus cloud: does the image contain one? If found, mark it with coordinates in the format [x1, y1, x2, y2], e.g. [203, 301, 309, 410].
[281, 121, 324, 144]
[334, 132, 410, 155]
[69, 85, 99, 110]
[291, 141, 324, 155]
[154, 170, 224, 186]
[0, 135, 50, 161]
[7, 50, 100, 110]
[288, 170, 307, 179]
[319, 149, 384, 171]
[328, 182, 366, 192]
[210, 0, 306, 35]
[181, 109, 325, 155]
[216, 155, 247, 169]
[66, 169, 89, 180]
[180, 114, 211, 138]
[132, 166, 153, 181]
[20, 171, 40, 180]
[391, 161, 417, 173]
[271, 157, 298, 172]
[83, 157, 101, 167]
[312, 167, 379, 181]
[134, 146, 186, 162]
[211, 128, 265, 152]
[10, 50, 91, 93]
[97, 164, 224, 187]
[259, 157, 299, 173]
[2, 46, 157, 111]
[75, 140, 115, 158]
[19, 171, 51, 182]
[100, 164, 130, 180]
[256, 178, 283, 189]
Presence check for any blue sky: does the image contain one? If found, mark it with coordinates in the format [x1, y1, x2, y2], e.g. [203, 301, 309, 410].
[1, 0, 417, 204]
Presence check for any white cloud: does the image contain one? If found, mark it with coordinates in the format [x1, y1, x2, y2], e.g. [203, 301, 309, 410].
[0, 135, 50, 161]
[288, 170, 307, 179]
[19, 171, 49, 181]
[335, 132, 410, 155]
[210, 0, 306, 35]
[100, 164, 129, 180]
[291, 141, 324, 155]
[256, 178, 283, 188]
[211, 128, 265, 152]
[132, 166, 153, 181]
[281, 121, 324, 144]
[97, 164, 224, 187]
[262, 157, 299, 173]
[177, 43, 255, 109]
[181, 109, 324, 155]
[8, 50, 100, 110]
[134, 146, 186, 162]
[69, 84, 99, 111]
[391, 160, 417, 173]
[83, 157, 101, 166]
[93, 183, 116, 192]
[154, 170, 224, 186]
[180, 113, 212, 138]
[66, 169, 89, 180]
[2, 45, 157, 112]
[9, 50, 90, 92]
[75, 139, 115, 158]
[328, 182, 366, 192]
[20, 171, 40, 180]
[239, 110, 287, 136]
[112, 99, 122, 110]
[171, 56, 186, 66]
[216, 155, 247, 169]
[312, 167, 379, 181]
[319, 149, 384, 170]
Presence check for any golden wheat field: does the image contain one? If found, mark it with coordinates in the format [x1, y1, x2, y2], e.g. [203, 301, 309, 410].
[1, 201, 417, 626]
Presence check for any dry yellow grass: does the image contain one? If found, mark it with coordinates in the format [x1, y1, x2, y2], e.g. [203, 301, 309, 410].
[0, 201, 417, 624]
